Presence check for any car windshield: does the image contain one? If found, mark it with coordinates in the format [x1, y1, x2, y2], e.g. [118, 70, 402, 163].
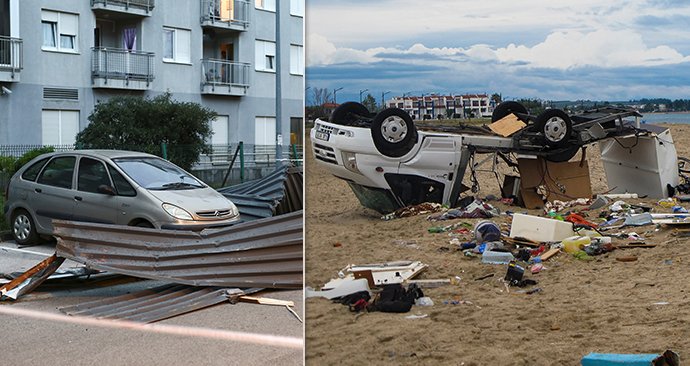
[113, 157, 205, 190]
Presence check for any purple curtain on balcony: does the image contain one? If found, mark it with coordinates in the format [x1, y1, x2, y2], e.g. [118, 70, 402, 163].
[123, 28, 136, 51]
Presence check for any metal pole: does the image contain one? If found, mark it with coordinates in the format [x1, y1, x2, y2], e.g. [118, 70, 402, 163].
[239, 141, 245, 181]
[161, 142, 167, 160]
[275, 2, 283, 164]
[333, 87, 343, 104]
[381, 91, 390, 111]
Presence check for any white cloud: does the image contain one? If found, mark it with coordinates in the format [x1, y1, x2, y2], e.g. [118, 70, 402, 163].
[495, 29, 690, 68]
[308, 29, 690, 69]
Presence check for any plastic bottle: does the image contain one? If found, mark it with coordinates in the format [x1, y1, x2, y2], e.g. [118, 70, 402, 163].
[562, 236, 591, 254]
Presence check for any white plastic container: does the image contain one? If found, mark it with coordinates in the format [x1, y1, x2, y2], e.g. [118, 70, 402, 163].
[509, 213, 575, 242]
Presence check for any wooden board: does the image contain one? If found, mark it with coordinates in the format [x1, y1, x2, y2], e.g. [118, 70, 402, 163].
[488, 114, 527, 137]
[538, 248, 560, 261]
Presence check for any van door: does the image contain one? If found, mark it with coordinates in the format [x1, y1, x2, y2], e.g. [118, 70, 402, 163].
[74, 157, 119, 225]
[33, 156, 78, 231]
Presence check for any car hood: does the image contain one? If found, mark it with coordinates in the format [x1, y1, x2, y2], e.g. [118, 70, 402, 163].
[146, 187, 234, 212]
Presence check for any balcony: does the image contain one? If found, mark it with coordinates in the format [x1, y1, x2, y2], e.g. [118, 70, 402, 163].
[201, 59, 249, 96]
[91, 0, 154, 17]
[91, 47, 154, 90]
[0, 36, 22, 82]
[200, 0, 249, 32]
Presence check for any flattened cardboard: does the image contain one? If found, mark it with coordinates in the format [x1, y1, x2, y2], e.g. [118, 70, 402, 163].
[517, 157, 592, 209]
[488, 114, 527, 137]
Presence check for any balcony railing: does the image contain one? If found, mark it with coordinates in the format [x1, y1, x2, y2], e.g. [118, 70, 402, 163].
[201, 59, 249, 95]
[0, 36, 23, 78]
[91, 47, 154, 86]
[200, 0, 249, 30]
[91, 0, 155, 14]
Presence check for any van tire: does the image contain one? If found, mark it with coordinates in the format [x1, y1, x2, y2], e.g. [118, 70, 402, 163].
[492, 101, 528, 122]
[371, 108, 417, 158]
[535, 109, 573, 147]
[330, 102, 370, 126]
[11, 209, 39, 246]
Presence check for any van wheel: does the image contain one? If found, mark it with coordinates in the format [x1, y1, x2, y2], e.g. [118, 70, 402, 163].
[535, 109, 573, 147]
[134, 221, 154, 228]
[492, 101, 528, 122]
[371, 108, 417, 158]
[330, 102, 370, 126]
[11, 209, 39, 246]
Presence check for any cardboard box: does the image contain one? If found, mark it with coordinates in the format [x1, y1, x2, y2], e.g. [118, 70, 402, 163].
[517, 156, 592, 209]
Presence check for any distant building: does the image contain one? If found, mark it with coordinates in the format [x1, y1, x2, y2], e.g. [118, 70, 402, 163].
[385, 94, 493, 120]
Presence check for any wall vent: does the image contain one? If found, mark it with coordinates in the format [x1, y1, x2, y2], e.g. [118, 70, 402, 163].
[43, 88, 79, 100]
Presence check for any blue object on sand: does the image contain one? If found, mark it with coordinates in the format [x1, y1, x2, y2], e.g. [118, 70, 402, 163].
[581, 352, 659, 366]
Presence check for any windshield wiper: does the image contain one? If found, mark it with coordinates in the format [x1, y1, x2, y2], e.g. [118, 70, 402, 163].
[154, 182, 204, 190]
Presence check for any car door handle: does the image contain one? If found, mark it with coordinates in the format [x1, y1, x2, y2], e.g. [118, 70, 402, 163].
[35, 188, 42, 193]
[74, 196, 83, 201]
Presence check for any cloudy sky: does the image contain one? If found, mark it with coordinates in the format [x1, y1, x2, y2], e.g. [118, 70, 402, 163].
[305, 0, 690, 104]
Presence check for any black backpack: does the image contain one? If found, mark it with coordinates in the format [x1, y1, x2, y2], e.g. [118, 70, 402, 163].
[370, 283, 424, 313]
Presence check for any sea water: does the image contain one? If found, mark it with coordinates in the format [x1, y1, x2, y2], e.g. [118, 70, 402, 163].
[640, 112, 690, 124]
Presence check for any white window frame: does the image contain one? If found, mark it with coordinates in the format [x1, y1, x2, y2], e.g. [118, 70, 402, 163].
[162, 26, 191, 64]
[255, 0, 276, 12]
[290, 0, 304, 17]
[289, 44, 304, 76]
[255, 39, 276, 73]
[41, 10, 79, 53]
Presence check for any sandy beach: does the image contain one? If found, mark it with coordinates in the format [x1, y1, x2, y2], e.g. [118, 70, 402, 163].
[305, 123, 690, 365]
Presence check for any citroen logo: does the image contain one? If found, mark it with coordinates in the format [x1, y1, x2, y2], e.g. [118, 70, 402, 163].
[214, 210, 220, 216]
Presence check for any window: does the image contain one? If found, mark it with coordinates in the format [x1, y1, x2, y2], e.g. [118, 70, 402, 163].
[290, 0, 304, 17]
[41, 10, 78, 52]
[37, 156, 76, 189]
[22, 158, 50, 182]
[255, 40, 276, 72]
[255, 117, 276, 145]
[162, 27, 191, 64]
[78, 158, 111, 194]
[211, 116, 230, 146]
[107, 165, 136, 197]
[42, 110, 79, 145]
[255, 0, 275, 12]
[290, 44, 304, 75]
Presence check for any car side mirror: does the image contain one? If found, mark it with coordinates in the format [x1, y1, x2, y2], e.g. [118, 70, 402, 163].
[98, 184, 117, 196]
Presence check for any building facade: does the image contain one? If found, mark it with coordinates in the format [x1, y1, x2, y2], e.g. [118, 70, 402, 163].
[386, 94, 494, 120]
[0, 0, 304, 154]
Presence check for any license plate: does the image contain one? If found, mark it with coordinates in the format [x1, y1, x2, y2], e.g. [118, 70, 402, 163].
[315, 131, 330, 141]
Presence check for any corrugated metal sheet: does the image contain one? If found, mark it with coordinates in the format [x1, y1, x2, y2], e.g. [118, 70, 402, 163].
[59, 284, 258, 323]
[53, 211, 303, 289]
[218, 164, 303, 221]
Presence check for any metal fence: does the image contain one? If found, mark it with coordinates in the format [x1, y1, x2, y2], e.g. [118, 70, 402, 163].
[201, 59, 249, 87]
[200, 0, 250, 28]
[91, 0, 155, 12]
[91, 47, 155, 82]
[0, 36, 23, 73]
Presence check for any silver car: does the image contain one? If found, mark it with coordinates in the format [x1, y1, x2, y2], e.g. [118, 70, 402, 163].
[3, 150, 240, 245]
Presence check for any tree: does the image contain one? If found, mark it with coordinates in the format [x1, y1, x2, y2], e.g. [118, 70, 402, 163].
[306, 87, 334, 120]
[76, 93, 216, 171]
[491, 93, 502, 105]
[362, 93, 378, 113]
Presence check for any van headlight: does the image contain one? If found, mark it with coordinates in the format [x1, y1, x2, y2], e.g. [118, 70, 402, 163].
[342, 151, 360, 174]
[162, 203, 193, 220]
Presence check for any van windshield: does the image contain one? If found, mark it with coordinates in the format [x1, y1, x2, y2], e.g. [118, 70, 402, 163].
[113, 157, 205, 190]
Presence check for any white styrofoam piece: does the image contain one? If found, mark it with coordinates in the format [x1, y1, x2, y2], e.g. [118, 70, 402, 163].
[509, 213, 575, 242]
[322, 261, 428, 289]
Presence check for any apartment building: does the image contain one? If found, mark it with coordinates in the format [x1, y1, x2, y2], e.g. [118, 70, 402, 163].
[0, 0, 304, 153]
[386, 94, 493, 120]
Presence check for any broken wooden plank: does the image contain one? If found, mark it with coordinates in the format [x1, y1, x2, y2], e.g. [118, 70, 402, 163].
[238, 296, 295, 307]
[405, 279, 452, 288]
[538, 248, 560, 261]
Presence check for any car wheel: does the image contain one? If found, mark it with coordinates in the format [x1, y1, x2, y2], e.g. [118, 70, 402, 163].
[491, 101, 528, 122]
[330, 102, 370, 125]
[535, 109, 573, 147]
[371, 108, 418, 158]
[544, 146, 580, 163]
[11, 209, 39, 246]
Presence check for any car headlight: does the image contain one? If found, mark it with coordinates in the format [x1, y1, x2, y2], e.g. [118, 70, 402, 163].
[341, 151, 360, 174]
[224, 198, 240, 218]
[162, 203, 193, 220]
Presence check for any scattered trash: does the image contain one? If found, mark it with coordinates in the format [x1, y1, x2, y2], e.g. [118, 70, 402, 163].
[415, 297, 434, 306]
[482, 250, 515, 265]
[405, 314, 429, 319]
[510, 213, 576, 242]
[474, 221, 502, 243]
[530, 263, 544, 274]
[616, 256, 639, 262]
[624, 213, 654, 226]
[428, 200, 500, 221]
[382, 202, 444, 220]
